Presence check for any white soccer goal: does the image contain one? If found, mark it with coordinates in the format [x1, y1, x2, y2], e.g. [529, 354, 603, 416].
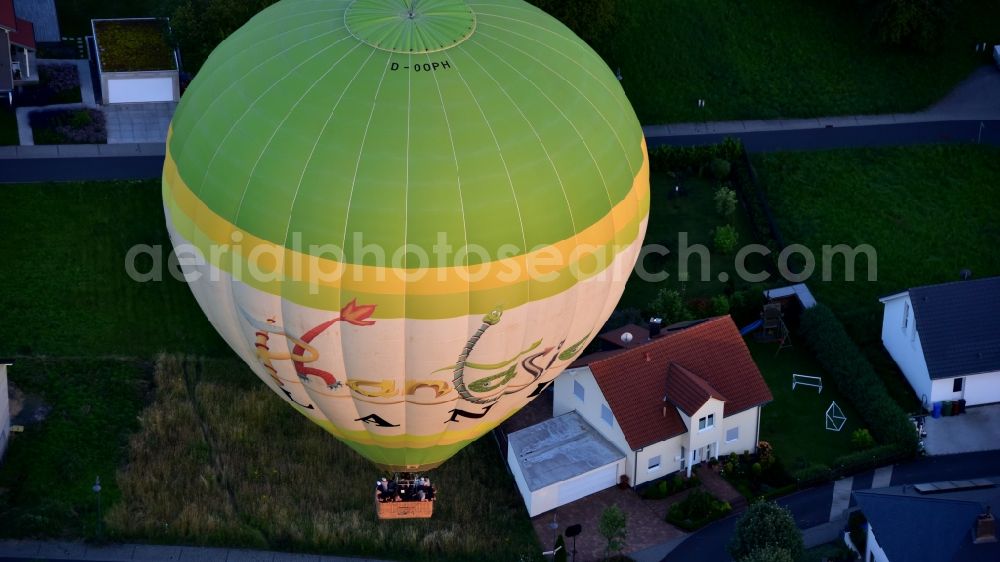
[792, 373, 823, 393]
[825, 401, 847, 432]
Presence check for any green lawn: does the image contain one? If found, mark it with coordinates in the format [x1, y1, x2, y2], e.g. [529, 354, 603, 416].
[755, 145, 1000, 410]
[591, 0, 1000, 123]
[749, 340, 866, 470]
[617, 173, 766, 314]
[0, 181, 228, 357]
[0, 358, 150, 538]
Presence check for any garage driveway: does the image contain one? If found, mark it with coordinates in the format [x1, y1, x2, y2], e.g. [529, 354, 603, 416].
[105, 102, 177, 144]
[924, 403, 1000, 455]
[530, 485, 687, 562]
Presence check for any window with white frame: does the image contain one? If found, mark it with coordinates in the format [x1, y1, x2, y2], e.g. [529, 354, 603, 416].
[574, 380, 585, 402]
[601, 404, 614, 427]
[902, 301, 910, 331]
[698, 414, 715, 431]
[953, 378, 963, 393]
[648, 455, 661, 472]
[726, 427, 739, 442]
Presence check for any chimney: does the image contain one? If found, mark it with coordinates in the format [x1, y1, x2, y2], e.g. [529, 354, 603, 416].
[974, 506, 997, 544]
[648, 317, 663, 339]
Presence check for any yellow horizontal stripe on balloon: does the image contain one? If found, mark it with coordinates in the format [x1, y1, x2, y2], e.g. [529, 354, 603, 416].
[298, 403, 523, 449]
[163, 139, 648, 284]
[168, 194, 647, 318]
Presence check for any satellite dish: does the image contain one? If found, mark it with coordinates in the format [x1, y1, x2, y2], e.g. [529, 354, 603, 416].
[621, 332, 634, 344]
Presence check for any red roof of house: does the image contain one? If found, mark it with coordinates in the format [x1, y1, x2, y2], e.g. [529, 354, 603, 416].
[11, 17, 34, 49]
[664, 363, 726, 416]
[0, 0, 15, 30]
[588, 316, 773, 450]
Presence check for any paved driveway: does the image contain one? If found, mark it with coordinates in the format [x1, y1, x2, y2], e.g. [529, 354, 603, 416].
[530, 485, 687, 562]
[105, 103, 177, 144]
[924, 403, 1000, 455]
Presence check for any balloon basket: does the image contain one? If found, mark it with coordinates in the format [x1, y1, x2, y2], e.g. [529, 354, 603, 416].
[375, 497, 434, 519]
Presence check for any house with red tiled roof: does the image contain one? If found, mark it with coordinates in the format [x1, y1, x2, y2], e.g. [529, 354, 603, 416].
[506, 316, 772, 516]
[0, 0, 38, 99]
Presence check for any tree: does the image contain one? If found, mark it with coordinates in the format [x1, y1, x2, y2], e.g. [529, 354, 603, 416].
[858, 0, 956, 51]
[709, 157, 732, 180]
[598, 504, 628, 559]
[713, 224, 739, 254]
[728, 501, 804, 561]
[714, 185, 738, 218]
[738, 545, 795, 562]
[851, 428, 875, 450]
[553, 533, 567, 562]
[650, 288, 692, 324]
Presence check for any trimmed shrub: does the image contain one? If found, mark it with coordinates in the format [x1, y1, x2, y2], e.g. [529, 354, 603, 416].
[666, 489, 732, 531]
[739, 545, 794, 562]
[713, 224, 739, 254]
[29, 108, 107, 144]
[728, 501, 804, 562]
[851, 428, 875, 451]
[710, 157, 732, 180]
[798, 304, 919, 453]
[790, 463, 834, 486]
[714, 185, 738, 217]
[648, 138, 743, 174]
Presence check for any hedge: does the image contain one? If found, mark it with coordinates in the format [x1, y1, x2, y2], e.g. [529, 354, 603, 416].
[647, 137, 743, 173]
[798, 304, 919, 454]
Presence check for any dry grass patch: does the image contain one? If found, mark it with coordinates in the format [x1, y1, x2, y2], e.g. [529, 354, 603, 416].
[109, 355, 539, 560]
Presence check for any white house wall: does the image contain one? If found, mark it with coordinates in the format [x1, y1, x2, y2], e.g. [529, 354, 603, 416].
[553, 367, 631, 454]
[633, 433, 685, 486]
[865, 526, 890, 562]
[507, 440, 534, 515]
[720, 407, 760, 457]
[881, 295, 933, 405]
[939, 369, 1000, 406]
[688, 398, 725, 456]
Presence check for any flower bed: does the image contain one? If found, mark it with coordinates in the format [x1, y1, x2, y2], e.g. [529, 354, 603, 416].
[721, 443, 794, 501]
[14, 64, 83, 107]
[640, 472, 700, 500]
[30, 108, 107, 144]
[665, 488, 732, 531]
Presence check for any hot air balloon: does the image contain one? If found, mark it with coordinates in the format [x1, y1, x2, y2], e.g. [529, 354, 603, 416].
[163, 0, 649, 515]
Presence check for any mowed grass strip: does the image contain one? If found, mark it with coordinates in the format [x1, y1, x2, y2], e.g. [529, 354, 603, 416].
[108, 355, 540, 561]
[748, 340, 865, 469]
[0, 358, 151, 538]
[755, 145, 1000, 407]
[598, 0, 1000, 123]
[0, 181, 228, 357]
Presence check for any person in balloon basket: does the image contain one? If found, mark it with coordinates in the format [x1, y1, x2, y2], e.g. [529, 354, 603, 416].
[375, 478, 390, 502]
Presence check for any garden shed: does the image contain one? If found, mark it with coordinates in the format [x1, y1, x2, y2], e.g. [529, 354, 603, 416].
[91, 18, 179, 104]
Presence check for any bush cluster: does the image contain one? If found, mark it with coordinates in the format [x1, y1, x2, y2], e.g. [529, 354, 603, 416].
[798, 304, 919, 454]
[666, 489, 731, 531]
[15, 64, 82, 107]
[640, 473, 700, 500]
[30, 108, 107, 144]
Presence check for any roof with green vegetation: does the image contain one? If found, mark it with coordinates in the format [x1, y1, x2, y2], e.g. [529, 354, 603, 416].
[93, 18, 176, 72]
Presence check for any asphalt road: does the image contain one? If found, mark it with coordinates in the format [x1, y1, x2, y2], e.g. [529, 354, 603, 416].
[1, 120, 998, 184]
[662, 449, 1000, 561]
[646, 119, 1000, 151]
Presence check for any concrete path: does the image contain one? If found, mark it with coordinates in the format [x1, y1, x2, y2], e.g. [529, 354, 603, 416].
[828, 477, 854, 521]
[0, 540, 390, 562]
[872, 465, 893, 489]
